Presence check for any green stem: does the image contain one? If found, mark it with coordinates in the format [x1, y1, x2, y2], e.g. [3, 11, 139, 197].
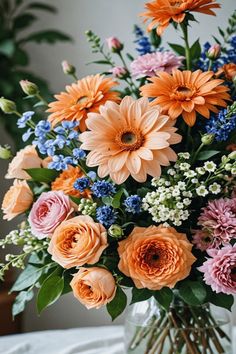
[71, 73, 78, 81]
[180, 23, 191, 71]
[36, 93, 48, 106]
[208, 59, 213, 71]
[13, 111, 22, 117]
[192, 143, 204, 163]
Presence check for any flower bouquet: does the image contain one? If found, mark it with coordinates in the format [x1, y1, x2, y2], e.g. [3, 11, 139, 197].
[0, 0, 236, 353]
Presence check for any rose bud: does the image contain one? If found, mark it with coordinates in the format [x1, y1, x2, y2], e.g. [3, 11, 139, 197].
[0, 97, 16, 114]
[207, 44, 221, 60]
[61, 60, 76, 75]
[20, 80, 39, 96]
[106, 37, 123, 53]
[0, 145, 12, 160]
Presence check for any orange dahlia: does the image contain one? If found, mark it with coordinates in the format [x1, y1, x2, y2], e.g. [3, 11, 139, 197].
[79, 96, 182, 184]
[47, 74, 120, 131]
[141, 70, 230, 126]
[51, 166, 91, 199]
[142, 0, 221, 35]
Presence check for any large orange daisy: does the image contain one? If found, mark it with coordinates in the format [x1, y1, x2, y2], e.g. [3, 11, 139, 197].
[79, 97, 182, 184]
[47, 74, 120, 131]
[140, 70, 230, 126]
[51, 166, 91, 199]
[141, 0, 221, 35]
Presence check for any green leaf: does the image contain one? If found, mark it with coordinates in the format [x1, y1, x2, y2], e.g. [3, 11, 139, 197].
[14, 14, 37, 31]
[126, 53, 134, 61]
[206, 287, 234, 311]
[13, 48, 29, 66]
[12, 290, 34, 317]
[37, 275, 64, 314]
[102, 196, 113, 206]
[0, 39, 15, 57]
[198, 150, 220, 161]
[154, 288, 173, 311]
[150, 29, 161, 49]
[20, 30, 71, 44]
[131, 288, 153, 305]
[218, 27, 225, 38]
[25, 168, 59, 183]
[190, 39, 201, 60]
[112, 189, 124, 208]
[11, 265, 45, 292]
[168, 43, 185, 56]
[70, 196, 82, 205]
[179, 281, 207, 306]
[107, 287, 127, 321]
[27, 3, 57, 13]
[87, 60, 111, 65]
[33, 101, 45, 107]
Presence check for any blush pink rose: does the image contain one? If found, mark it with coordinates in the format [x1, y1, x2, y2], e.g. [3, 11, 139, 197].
[5, 145, 42, 180]
[70, 267, 116, 309]
[28, 191, 73, 239]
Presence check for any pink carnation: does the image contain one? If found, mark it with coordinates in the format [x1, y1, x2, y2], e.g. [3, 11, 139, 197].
[28, 191, 74, 239]
[199, 245, 236, 295]
[197, 198, 236, 246]
[130, 51, 184, 78]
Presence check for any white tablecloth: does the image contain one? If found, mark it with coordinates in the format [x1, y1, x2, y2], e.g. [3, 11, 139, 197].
[0, 326, 125, 354]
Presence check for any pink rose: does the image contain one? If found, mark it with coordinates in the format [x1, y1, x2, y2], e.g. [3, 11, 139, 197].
[5, 145, 42, 180]
[28, 191, 73, 239]
[106, 37, 123, 52]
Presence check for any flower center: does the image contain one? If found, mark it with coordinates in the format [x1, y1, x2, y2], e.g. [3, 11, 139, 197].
[77, 96, 88, 104]
[171, 85, 195, 101]
[116, 129, 144, 151]
[176, 86, 192, 94]
[231, 267, 236, 282]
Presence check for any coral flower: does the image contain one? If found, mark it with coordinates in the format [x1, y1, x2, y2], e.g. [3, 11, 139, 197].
[80, 96, 182, 184]
[51, 165, 91, 199]
[118, 225, 196, 290]
[47, 74, 120, 131]
[141, 0, 221, 35]
[216, 63, 236, 81]
[141, 70, 230, 126]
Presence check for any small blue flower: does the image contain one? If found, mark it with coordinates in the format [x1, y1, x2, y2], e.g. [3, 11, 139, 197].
[96, 206, 118, 228]
[134, 25, 152, 55]
[22, 128, 33, 142]
[73, 148, 86, 159]
[54, 135, 67, 149]
[205, 108, 236, 142]
[48, 155, 68, 171]
[68, 130, 79, 140]
[227, 49, 236, 63]
[62, 121, 78, 129]
[54, 126, 65, 135]
[74, 177, 90, 192]
[87, 171, 97, 181]
[230, 35, 236, 49]
[91, 181, 116, 198]
[124, 195, 142, 214]
[17, 111, 35, 128]
[35, 120, 51, 138]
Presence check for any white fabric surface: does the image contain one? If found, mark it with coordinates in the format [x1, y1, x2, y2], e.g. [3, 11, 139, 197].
[0, 326, 125, 354]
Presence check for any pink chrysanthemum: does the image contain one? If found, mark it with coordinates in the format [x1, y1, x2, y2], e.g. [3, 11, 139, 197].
[192, 230, 216, 251]
[199, 245, 236, 295]
[197, 197, 236, 246]
[130, 51, 184, 78]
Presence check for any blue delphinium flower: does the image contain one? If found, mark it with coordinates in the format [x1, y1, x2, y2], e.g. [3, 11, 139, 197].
[134, 25, 152, 55]
[35, 120, 51, 137]
[205, 108, 236, 142]
[73, 148, 86, 159]
[87, 171, 97, 181]
[230, 35, 236, 49]
[22, 128, 34, 142]
[91, 180, 116, 198]
[74, 177, 90, 192]
[124, 195, 142, 214]
[96, 206, 118, 228]
[17, 111, 35, 128]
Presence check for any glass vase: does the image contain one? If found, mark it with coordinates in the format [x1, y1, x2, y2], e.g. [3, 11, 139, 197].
[125, 298, 232, 354]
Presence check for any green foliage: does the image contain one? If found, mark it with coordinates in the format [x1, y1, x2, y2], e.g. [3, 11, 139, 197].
[0, 0, 71, 149]
[25, 168, 59, 183]
[178, 281, 207, 306]
[107, 286, 127, 320]
[168, 43, 185, 56]
[37, 272, 64, 314]
[12, 290, 34, 317]
[154, 288, 173, 311]
[131, 288, 153, 304]
[198, 150, 220, 161]
[11, 264, 45, 292]
[206, 286, 234, 311]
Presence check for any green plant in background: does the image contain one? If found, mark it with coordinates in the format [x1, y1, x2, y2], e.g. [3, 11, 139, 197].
[0, 0, 72, 150]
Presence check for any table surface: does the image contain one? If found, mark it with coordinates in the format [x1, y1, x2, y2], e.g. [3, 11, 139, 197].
[0, 326, 125, 354]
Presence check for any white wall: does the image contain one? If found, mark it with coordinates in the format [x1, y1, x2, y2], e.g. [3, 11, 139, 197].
[0, 0, 235, 332]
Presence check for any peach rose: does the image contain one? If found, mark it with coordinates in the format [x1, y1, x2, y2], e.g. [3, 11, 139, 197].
[70, 267, 116, 309]
[1, 180, 33, 220]
[118, 226, 196, 290]
[48, 215, 108, 268]
[5, 145, 42, 180]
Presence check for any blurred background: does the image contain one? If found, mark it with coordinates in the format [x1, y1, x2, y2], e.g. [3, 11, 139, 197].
[0, 0, 235, 334]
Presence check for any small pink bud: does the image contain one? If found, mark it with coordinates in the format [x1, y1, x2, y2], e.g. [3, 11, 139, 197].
[110, 66, 128, 79]
[106, 37, 123, 52]
[20, 80, 39, 96]
[61, 60, 76, 75]
[207, 44, 221, 60]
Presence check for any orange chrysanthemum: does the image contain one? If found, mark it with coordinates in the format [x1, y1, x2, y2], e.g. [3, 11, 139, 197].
[141, 0, 221, 35]
[216, 63, 236, 81]
[47, 74, 120, 131]
[51, 166, 91, 199]
[79, 96, 182, 184]
[141, 70, 230, 126]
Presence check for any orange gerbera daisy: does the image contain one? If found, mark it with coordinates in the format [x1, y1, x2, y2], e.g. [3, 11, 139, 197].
[47, 74, 120, 131]
[141, 0, 221, 35]
[79, 96, 182, 184]
[140, 70, 230, 126]
[216, 63, 236, 81]
[51, 166, 91, 199]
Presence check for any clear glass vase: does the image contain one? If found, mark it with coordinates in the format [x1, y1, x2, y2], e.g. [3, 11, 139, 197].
[125, 298, 232, 354]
